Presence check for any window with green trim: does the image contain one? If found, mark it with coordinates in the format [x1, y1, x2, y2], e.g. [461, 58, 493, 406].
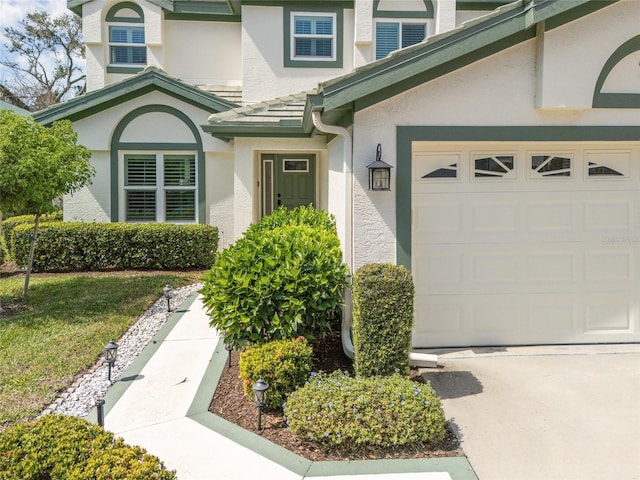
[109, 25, 146, 65]
[124, 154, 196, 222]
[375, 21, 426, 60]
[291, 12, 336, 61]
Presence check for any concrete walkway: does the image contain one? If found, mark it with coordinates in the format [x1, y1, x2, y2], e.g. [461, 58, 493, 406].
[423, 345, 640, 480]
[92, 292, 476, 480]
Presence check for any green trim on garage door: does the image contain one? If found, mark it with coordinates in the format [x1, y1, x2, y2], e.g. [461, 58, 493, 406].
[396, 125, 640, 270]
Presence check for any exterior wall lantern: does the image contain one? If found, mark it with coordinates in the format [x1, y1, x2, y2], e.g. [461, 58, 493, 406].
[366, 144, 393, 191]
[252, 378, 269, 431]
[163, 284, 173, 312]
[104, 340, 119, 382]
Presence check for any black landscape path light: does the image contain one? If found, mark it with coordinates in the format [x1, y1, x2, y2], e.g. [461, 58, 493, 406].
[225, 342, 232, 369]
[163, 284, 173, 311]
[95, 399, 105, 427]
[104, 340, 119, 382]
[252, 378, 269, 431]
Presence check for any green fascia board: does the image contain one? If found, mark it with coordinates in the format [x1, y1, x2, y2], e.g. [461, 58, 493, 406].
[319, 0, 616, 112]
[33, 69, 238, 125]
[68, 0, 239, 16]
[201, 122, 308, 140]
[456, 0, 512, 11]
[242, 0, 353, 7]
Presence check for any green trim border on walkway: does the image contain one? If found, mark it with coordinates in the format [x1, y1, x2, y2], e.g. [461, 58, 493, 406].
[91, 292, 477, 480]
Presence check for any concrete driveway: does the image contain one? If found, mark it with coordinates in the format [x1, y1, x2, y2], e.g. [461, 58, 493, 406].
[421, 344, 640, 480]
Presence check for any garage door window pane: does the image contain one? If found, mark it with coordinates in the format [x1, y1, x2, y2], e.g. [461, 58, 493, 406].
[422, 163, 458, 178]
[475, 155, 515, 178]
[531, 155, 571, 177]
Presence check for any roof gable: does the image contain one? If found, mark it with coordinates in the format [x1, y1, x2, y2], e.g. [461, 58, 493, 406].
[33, 67, 238, 125]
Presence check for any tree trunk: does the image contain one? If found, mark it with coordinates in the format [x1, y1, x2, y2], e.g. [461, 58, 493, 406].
[23, 214, 40, 298]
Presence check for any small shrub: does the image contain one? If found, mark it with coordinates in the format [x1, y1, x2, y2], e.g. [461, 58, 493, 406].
[201, 215, 348, 349]
[1, 212, 62, 251]
[247, 205, 337, 234]
[0, 414, 176, 479]
[285, 371, 446, 448]
[10, 222, 218, 272]
[352, 263, 415, 377]
[239, 337, 313, 410]
[0, 239, 5, 264]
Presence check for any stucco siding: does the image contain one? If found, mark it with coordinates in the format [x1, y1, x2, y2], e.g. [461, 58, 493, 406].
[164, 20, 242, 86]
[63, 151, 111, 223]
[205, 152, 234, 249]
[539, 0, 640, 109]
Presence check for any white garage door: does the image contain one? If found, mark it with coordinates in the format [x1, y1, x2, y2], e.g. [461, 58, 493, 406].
[411, 142, 640, 348]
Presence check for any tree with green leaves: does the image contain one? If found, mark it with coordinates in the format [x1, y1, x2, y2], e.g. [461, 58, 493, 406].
[0, 110, 94, 296]
[0, 11, 85, 111]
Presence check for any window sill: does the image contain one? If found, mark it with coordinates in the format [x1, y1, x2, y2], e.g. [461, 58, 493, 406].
[107, 65, 146, 74]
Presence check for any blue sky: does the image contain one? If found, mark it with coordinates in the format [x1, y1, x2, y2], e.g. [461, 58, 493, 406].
[0, 0, 69, 83]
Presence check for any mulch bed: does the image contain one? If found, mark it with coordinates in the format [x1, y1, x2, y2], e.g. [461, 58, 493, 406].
[209, 331, 462, 462]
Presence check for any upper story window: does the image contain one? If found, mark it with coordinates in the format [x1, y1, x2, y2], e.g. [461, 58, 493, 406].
[109, 26, 146, 65]
[292, 14, 336, 60]
[373, 0, 433, 60]
[375, 21, 426, 60]
[106, 2, 146, 73]
[284, 7, 343, 68]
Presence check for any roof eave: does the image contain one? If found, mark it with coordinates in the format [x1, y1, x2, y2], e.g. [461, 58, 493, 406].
[34, 69, 238, 125]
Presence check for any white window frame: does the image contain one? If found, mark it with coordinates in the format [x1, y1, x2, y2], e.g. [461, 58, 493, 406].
[374, 19, 427, 60]
[290, 11, 337, 62]
[108, 23, 146, 66]
[122, 152, 197, 223]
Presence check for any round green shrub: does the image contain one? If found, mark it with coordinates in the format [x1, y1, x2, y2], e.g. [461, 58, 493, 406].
[353, 263, 414, 377]
[284, 371, 446, 448]
[247, 205, 338, 234]
[201, 218, 348, 349]
[0, 414, 176, 479]
[239, 337, 313, 410]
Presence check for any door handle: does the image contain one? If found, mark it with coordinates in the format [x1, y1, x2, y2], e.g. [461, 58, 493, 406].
[277, 193, 281, 206]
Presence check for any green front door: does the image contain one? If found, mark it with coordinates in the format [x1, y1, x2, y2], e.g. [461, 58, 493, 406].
[261, 154, 316, 217]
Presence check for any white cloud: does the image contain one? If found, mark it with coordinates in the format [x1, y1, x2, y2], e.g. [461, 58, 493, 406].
[0, 0, 69, 32]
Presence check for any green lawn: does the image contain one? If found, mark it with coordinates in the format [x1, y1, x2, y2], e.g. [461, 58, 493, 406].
[0, 271, 202, 426]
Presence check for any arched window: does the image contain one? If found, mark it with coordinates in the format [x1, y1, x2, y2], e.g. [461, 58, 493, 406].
[106, 2, 146, 72]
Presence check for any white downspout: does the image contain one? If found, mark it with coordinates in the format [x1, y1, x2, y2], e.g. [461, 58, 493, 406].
[311, 111, 437, 368]
[311, 111, 355, 359]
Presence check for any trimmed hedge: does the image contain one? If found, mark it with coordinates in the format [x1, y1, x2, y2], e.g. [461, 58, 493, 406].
[201, 207, 348, 349]
[352, 263, 415, 377]
[1, 212, 62, 249]
[0, 414, 176, 479]
[285, 371, 446, 448]
[10, 222, 218, 272]
[239, 337, 313, 410]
